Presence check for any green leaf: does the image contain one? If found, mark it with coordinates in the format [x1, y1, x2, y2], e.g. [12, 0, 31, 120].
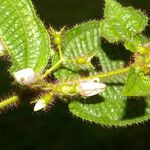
[68, 40, 130, 126]
[69, 56, 150, 126]
[54, 20, 126, 82]
[69, 48, 150, 126]
[53, 21, 102, 80]
[123, 67, 150, 96]
[69, 96, 150, 126]
[100, 19, 129, 42]
[54, 20, 145, 126]
[124, 34, 149, 52]
[0, 0, 51, 73]
[100, 0, 148, 43]
[53, 17, 150, 126]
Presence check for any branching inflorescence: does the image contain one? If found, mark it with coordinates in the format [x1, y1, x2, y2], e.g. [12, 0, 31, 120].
[0, 0, 149, 126]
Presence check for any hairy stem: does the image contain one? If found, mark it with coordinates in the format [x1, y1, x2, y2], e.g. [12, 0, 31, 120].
[85, 66, 131, 80]
[40, 59, 63, 80]
[0, 96, 19, 109]
[58, 45, 63, 59]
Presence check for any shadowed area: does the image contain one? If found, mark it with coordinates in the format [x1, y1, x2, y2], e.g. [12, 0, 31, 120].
[122, 97, 147, 120]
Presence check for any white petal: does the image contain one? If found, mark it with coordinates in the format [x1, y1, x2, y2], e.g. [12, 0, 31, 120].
[34, 100, 46, 111]
[78, 80, 106, 97]
[13, 68, 35, 85]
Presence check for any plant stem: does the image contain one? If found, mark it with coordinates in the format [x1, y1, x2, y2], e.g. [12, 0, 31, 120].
[40, 59, 63, 80]
[58, 45, 63, 59]
[0, 96, 19, 109]
[85, 66, 131, 80]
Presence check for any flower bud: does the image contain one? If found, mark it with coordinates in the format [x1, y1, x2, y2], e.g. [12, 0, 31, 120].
[33, 92, 54, 111]
[13, 68, 35, 85]
[49, 26, 65, 46]
[77, 79, 106, 97]
[34, 99, 46, 111]
[75, 56, 91, 65]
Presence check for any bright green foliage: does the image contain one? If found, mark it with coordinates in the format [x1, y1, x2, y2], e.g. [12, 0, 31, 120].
[100, 19, 128, 42]
[69, 58, 150, 126]
[67, 27, 129, 126]
[53, 21, 102, 80]
[0, 0, 51, 73]
[124, 34, 149, 52]
[0, 0, 150, 127]
[69, 96, 150, 126]
[100, 0, 148, 45]
[123, 67, 150, 96]
[51, 2, 150, 125]
[65, 1, 150, 126]
[68, 38, 150, 126]
[52, 21, 129, 126]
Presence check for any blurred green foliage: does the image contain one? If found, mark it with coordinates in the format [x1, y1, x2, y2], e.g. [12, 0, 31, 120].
[0, 0, 150, 149]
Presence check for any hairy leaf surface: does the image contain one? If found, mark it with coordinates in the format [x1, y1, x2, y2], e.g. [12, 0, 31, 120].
[100, 0, 148, 46]
[123, 67, 150, 96]
[0, 0, 51, 73]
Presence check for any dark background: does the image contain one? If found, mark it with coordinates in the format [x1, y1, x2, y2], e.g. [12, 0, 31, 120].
[0, 0, 150, 149]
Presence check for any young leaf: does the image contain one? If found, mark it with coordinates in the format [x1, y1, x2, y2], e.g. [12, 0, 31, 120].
[100, 0, 148, 44]
[122, 67, 150, 96]
[100, 19, 129, 42]
[0, 0, 51, 74]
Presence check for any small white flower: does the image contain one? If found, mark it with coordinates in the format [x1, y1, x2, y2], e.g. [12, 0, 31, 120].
[77, 79, 106, 97]
[34, 99, 46, 111]
[13, 68, 35, 85]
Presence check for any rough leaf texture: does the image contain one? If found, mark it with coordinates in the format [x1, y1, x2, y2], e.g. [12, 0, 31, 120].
[0, 0, 51, 73]
[67, 23, 150, 126]
[123, 67, 150, 96]
[100, 0, 148, 44]
[53, 21, 103, 80]
[52, 21, 148, 126]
